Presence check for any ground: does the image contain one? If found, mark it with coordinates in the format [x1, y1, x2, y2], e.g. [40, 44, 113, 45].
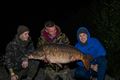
[0, 65, 116, 80]
[0, 65, 9, 80]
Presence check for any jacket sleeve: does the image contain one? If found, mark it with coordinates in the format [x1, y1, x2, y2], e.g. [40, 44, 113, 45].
[37, 36, 47, 48]
[27, 41, 35, 53]
[57, 33, 70, 45]
[5, 42, 17, 74]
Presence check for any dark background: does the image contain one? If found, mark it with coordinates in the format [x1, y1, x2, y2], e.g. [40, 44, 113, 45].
[0, 0, 120, 79]
[0, 0, 95, 53]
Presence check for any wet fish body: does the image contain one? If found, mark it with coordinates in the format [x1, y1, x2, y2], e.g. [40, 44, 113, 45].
[28, 44, 90, 70]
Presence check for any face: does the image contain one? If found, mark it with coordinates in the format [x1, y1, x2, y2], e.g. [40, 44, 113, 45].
[19, 31, 30, 41]
[79, 33, 88, 43]
[45, 26, 57, 37]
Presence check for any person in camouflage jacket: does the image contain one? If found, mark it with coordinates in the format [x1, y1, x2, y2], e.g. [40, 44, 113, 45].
[5, 25, 39, 80]
[37, 21, 70, 48]
[35, 21, 75, 80]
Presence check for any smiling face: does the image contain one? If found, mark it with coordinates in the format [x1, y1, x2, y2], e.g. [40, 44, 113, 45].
[19, 31, 30, 41]
[45, 26, 57, 37]
[79, 33, 88, 44]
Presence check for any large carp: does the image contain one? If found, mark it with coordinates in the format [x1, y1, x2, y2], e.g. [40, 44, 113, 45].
[28, 44, 92, 70]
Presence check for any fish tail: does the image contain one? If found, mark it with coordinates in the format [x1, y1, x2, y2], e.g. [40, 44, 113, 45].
[81, 55, 90, 70]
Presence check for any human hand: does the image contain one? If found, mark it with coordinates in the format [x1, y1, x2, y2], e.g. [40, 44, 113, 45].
[28, 54, 34, 59]
[21, 60, 28, 68]
[91, 64, 98, 72]
[11, 74, 18, 80]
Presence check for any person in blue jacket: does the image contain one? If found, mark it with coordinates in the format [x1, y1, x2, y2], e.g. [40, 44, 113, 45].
[74, 27, 107, 80]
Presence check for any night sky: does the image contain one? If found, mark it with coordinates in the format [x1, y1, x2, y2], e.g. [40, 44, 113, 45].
[1, 0, 95, 54]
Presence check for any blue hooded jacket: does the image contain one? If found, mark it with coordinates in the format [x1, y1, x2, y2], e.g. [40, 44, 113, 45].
[75, 27, 106, 66]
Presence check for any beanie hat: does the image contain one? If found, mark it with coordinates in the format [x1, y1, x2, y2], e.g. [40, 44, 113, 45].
[17, 25, 30, 35]
[44, 20, 55, 27]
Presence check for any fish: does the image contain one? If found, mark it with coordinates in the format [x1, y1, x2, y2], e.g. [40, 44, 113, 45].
[28, 43, 92, 70]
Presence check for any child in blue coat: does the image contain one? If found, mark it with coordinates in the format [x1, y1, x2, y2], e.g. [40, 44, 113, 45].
[74, 27, 107, 80]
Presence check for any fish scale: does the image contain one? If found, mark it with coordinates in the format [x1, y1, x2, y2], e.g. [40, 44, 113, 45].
[28, 43, 92, 70]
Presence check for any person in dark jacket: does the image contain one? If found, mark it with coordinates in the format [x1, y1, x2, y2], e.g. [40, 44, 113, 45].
[5, 25, 38, 80]
[74, 27, 107, 80]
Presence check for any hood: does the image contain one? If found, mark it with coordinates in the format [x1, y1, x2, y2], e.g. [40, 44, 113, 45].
[77, 27, 90, 44]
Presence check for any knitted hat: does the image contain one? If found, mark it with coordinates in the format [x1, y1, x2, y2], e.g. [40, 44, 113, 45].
[17, 25, 30, 35]
[44, 20, 55, 27]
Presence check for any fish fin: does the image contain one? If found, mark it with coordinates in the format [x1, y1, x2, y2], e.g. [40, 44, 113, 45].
[70, 56, 76, 61]
[56, 63, 62, 68]
[82, 55, 90, 70]
[44, 59, 48, 63]
[86, 54, 94, 62]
